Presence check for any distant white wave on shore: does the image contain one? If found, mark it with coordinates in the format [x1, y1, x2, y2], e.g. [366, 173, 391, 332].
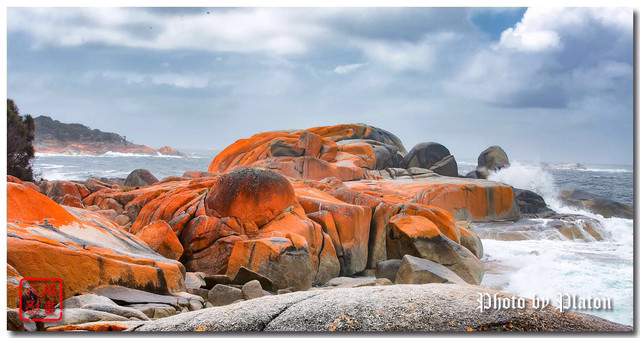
[35, 151, 197, 159]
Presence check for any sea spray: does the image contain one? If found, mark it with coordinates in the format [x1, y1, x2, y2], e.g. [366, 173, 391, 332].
[487, 160, 559, 205]
[481, 161, 633, 325]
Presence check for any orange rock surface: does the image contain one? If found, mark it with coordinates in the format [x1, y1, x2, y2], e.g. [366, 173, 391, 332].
[6, 182, 186, 300]
[136, 220, 184, 260]
[345, 177, 519, 222]
[19, 124, 524, 292]
[207, 124, 404, 181]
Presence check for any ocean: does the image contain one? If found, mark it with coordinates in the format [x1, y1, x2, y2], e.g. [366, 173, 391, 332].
[32, 153, 633, 326]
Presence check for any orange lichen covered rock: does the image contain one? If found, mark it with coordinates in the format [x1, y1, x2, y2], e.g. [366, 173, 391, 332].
[225, 237, 315, 291]
[136, 220, 184, 260]
[345, 177, 519, 222]
[39, 180, 87, 206]
[46, 322, 133, 331]
[293, 184, 371, 276]
[205, 167, 295, 226]
[207, 124, 406, 181]
[7, 264, 22, 308]
[387, 212, 483, 284]
[6, 182, 186, 300]
[60, 194, 84, 208]
[7, 175, 40, 192]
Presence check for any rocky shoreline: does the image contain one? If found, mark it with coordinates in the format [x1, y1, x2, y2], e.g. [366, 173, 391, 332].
[33, 115, 187, 157]
[6, 123, 632, 331]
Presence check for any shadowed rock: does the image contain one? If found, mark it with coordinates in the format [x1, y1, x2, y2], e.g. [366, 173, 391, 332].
[124, 169, 159, 187]
[394, 255, 467, 284]
[402, 142, 459, 177]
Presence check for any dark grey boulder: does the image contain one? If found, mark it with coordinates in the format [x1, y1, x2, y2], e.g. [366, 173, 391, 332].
[124, 169, 159, 187]
[478, 146, 510, 172]
[559, 189, 632, 219]
[336, 139, 404, 170]
[269, 139, 305, 157]
[374, 259, 402, 281]
[242, 280, 265, 300]
[513, 188, 556, 218]
[184, 272, 206, 290]
[230, 266, 277, 293]
[469, 146, 509, 179]
[131, 284, 632, 332]
[203, 274, 232, 289]
[331, 124, 407, 154]
[7, 308, 37, 331]
[208, 284, 244, 306]
[402, 142, 459, 177]
[395, 255, 467, 285]
[429, 155, 459, 177]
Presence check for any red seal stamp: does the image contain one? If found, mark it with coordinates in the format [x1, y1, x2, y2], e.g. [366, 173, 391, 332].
[18, 278, 63, 321]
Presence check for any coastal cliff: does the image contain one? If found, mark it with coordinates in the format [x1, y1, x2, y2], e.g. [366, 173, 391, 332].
[33, 116, 185, 157]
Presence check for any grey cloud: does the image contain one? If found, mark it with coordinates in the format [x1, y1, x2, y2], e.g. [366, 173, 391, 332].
[6, 7, 634, 165]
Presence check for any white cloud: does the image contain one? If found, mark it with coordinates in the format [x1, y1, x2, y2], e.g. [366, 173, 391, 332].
[8, 8, 327, 55]
[100, 71, 210, 89]
[450, 7, 632, 110]
[495, 8, 631, 53]
[497, 27, 561, 52]
[333, 63, 367, 74]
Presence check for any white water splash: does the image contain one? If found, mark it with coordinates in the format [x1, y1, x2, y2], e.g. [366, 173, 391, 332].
[482, 161, 633, 325]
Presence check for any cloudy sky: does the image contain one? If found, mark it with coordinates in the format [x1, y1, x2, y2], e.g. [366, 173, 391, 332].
[7, 7, 633, 164]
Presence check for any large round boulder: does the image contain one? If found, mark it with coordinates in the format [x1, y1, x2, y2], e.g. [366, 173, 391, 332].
[478, 146, 509, 172]
[124, 169, 159, 187]
[402, 142, 458, 177]
[205, 167, 296, 226]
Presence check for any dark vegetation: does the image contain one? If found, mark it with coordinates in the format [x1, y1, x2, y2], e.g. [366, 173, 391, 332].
[34, 115, 129, 144]
[7, 99, 35, 181]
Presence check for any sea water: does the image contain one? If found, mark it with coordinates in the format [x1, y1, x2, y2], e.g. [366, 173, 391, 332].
[32, 154, 633, 325]
[459, 161, 633, 326]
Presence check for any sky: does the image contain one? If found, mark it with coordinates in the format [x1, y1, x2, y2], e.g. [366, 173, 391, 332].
[6, 7, 633, 164]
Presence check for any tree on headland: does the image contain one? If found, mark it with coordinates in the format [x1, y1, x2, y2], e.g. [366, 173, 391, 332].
[7, 99, 36, 181]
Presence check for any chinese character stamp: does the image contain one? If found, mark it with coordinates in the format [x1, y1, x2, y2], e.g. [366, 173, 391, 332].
[19, 278, 62, 321]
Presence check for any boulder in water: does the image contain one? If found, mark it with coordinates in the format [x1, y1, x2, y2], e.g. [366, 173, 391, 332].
[559, 189, 632, 219]
[467, 146, 510, 179]
[513, 188, 556, 218]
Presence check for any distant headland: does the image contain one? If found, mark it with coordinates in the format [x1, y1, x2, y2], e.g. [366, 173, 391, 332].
[33, 115, 186, 157]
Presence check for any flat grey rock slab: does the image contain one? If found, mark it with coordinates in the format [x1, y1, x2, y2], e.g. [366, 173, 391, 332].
[131, 284, 631, 332]
[90, 285, 186, 308]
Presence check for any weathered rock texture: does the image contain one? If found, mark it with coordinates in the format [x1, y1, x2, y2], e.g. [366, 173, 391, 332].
[132, 284, 631, 332]
[8, 124, 524, 311]
[6, 179, 185, 305]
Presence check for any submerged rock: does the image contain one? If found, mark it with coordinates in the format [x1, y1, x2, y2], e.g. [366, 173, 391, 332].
[559, 189, 632, 219]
